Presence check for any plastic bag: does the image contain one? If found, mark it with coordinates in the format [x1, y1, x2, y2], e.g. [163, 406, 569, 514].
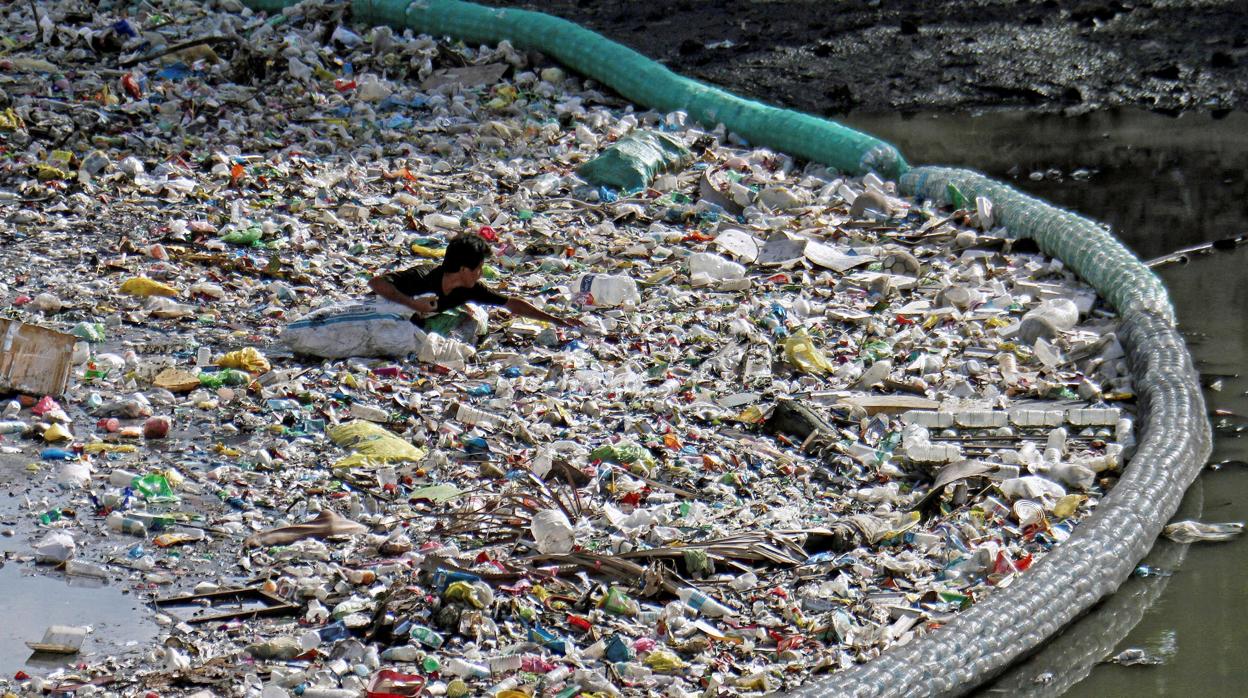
[282, 300, 422, 359]
[577, 130, 691, 192]
[33, 531, 76, 564]
[1162, 520, 1244, 543]
[119, 277, 179, 298]
[221, 228, 263, 246]
[198, 369, 250, 388]
[783, 330, 836, 374]
[55, 460, 91, 489]
[530, 509, 576, 554]
[589, 441, 657, 473]
[423, 305, 489, 340]
[328, 420, 427, 469]
[217, 347, 271, 374]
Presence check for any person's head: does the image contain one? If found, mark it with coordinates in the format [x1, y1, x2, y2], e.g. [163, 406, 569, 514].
[442, 233, 491, 286]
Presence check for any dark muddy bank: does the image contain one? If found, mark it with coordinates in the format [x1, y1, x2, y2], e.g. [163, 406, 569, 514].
[479, 0, 1248, 117]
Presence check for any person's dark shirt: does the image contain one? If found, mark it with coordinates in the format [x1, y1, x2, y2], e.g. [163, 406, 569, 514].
[378, 264, 507, 325]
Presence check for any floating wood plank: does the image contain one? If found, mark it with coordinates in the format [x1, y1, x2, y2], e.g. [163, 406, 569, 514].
[154, 586, 298, 625]
[838, 395, 941, 415]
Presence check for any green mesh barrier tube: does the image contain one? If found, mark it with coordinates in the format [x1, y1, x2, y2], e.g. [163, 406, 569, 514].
[901, 167, 1175, 323]
[265, 0, 906, 179]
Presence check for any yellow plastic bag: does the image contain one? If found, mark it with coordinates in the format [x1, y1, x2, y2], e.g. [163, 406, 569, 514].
[410, 243, 445, 259]
[120, 277, 180, 298]
[0, 107, 24, 131]
[82, 443, 138, 454]
[782, 330, 836, 375]
[43, 423, 73, 442]
[328, 420, 426, 470]
[218, 347, 271, 374]
[34, 163, 71, 181]
[1053, 494, 1087, 518]
[643, 650, 688, 672]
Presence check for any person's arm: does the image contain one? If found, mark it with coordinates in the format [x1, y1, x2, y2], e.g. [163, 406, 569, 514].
[504, 297, 585, 328]
[368, 276, 437, 315]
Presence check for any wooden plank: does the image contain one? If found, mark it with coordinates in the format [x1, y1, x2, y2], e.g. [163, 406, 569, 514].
[838, 395, 940, 415]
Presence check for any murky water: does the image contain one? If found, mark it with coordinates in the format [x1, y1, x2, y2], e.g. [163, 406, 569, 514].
[846, 108, 1248, 695]
[0, 563, 158, 673]
[0, 453, 159, 676]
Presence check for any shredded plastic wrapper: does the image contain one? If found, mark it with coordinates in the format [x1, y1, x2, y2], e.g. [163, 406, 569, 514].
[328, 420, 427, 469]
[783, 329, 837, 374]
[217, 347, 272, 374]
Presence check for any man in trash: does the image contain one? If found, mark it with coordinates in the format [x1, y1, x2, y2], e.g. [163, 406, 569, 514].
[369, 232, 584, 331]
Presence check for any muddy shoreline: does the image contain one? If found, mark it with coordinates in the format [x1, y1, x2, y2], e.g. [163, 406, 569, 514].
[476, 0, 1248, 118]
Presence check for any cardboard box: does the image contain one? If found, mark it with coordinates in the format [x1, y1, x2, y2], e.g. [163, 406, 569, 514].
[0, 318, 76, 396]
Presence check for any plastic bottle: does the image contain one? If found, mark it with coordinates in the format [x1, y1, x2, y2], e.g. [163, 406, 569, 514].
[409, 624, 444, 649]
[676, 588, 734, 617]
[126, 510, 174, 531]
[297, 690, 357, 698]
[108, 469, 140, 488]
[380, 645, 421, 662]
[954, 410, 1007, 428]
[455, 403, 502, 429]
[106, 511, 148, 537]
[42, 448, 77, 461]
[0, 420, 28, 435]
[423, 212, 462, 230]
[432, 568, 481, 589]
[1009, 408, 1064, 428]
[487, 654, 523, 674]
[574, 273, 640, 308]
[1046, 427, 1068, 455]
[305, 598, 329, 624]
[221, 227, 263, 246]
[65, 559, 109, 579]
[444, 658, 490, 679]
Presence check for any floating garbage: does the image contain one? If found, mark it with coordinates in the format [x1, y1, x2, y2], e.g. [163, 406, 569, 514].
[25, 625, 88, 655]
[0, 0, 1151, 694]
[1162, 520, 1245, 543]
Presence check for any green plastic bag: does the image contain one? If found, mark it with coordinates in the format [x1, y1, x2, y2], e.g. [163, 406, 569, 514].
[590, 441, 657, 473]
[199, 368, 251, 388]
[221, 227, 264, 246]
[423, 308, 469, 337]
[578, 131, 692, 193]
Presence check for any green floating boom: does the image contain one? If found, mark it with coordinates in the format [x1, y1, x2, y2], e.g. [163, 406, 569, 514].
[243, 0, 908, 180]
[900, 166, 1175, 323]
